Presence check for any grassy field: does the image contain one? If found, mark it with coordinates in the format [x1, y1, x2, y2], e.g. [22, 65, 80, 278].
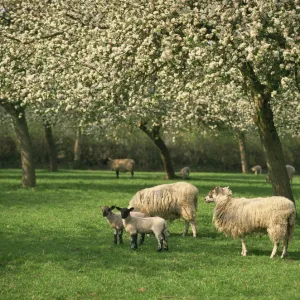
[0, 169, 300, 300]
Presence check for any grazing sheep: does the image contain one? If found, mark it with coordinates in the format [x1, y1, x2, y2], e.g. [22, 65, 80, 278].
[266, 165, 296, 184]
[179, 167, 190, 179]
[100, 206, 146, 245]
[251, 165, 262, 175]
[103, 158, 135, 178]
[129, 182, 198, 237]
[116, 207, 168, 252]
[204, 186, 295, 258]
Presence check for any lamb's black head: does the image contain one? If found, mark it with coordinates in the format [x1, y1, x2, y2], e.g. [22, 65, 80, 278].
[100, 205, 115, 217]
[116, 207, 134, 219]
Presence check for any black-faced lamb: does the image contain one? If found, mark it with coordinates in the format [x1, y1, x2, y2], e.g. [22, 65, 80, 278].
[179, 167, 190, 179]
[128, 182, 198, 237]
[116, 207, 168, 252]
[204, 186, 295, 258]
[266, 165, 296, 184]
[100, 206, 146, 245]
[251, 165, 262, 175]
[103, 158, 135, 178]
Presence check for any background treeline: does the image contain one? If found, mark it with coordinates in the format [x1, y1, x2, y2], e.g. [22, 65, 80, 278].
[0, 121, 299, 173]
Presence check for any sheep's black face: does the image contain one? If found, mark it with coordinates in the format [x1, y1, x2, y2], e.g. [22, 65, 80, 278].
[116, 207, 134, 219]
[101, 206, 115, 217]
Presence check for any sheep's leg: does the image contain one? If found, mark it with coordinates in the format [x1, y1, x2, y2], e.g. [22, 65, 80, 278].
[131, 170, 134, 178]
[130, 234, 138, 250]
[162, 231, 168, 251]
[113, 229, 118, 244]
[155, 233, 163, 252]
[118, 228, 123, 244]
[241, 238, 247, 256]
[190, 221, 197, 238]
[270, 243, 279, 258]
[183, 221, 189, 236]
[139, 233, 145, 245]
[281, 240, 289, 258]
[116, 170, 119, 178]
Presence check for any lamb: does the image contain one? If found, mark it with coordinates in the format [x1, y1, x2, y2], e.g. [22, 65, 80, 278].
[251, 165, 262, 175]
[128, 182, 198, 237]
[100, 206, 146, 245]
[179, 167, 190, 179]
[204, 186, 295, 258]
[103, 158, 135, 178]
[116, 207, 168, 252]
[266, 165, 296, 184]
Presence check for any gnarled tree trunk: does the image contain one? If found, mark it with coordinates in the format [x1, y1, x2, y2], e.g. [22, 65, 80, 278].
[252, 93, 293, 201]
[236, 131, 249, 174]
[44, 123, 58, 172]
[1, 102, 36, 187]
[74, 126, 82, 162]
[241, 63, 294, 202]
[138, 122, 176, 179]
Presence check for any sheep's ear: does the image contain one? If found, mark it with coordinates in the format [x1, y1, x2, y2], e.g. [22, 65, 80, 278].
[110, 205, 116, 210]
[129, 207, 135, 212]
[115, 207, 121, 211]
[100, 206, 105, 212]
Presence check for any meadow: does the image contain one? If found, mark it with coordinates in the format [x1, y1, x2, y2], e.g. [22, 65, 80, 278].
[1, 169, 300, 300]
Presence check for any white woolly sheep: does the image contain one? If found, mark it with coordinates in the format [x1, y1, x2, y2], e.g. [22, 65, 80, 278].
[266, 165, 296, 184]
[103, 158, 135, 178]
[204, 186, 295, 258]
[129, 182, 198, 237]
[100, 206, 146, 245]
[116, 207, 168, 251]
[179, 167, 190, 179]
[251, 165, 262, 175]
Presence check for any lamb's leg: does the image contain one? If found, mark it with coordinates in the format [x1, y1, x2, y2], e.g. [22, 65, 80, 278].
[183, 221, 189, 236]
[130, 234, 138, 250]
[118, 228, 123, 244]
[113, 229, 118, 244]
[270, 242, 279, 258]
[241, 238, 247, 256]
[155, 233, 163, 252]
[162, 231, 168, 251]
[139, 233, 145, 245]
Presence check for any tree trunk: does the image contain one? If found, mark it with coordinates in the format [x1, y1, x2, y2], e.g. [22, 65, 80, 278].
[74, 126, 82, 162]
[44, 123, 58, 172]
[241, 62, 294, 202]
[236, 131, 249, 174]
[1, 103, 36, 187]
[252, 93, 294, 202]
[138, 122, 176, 179]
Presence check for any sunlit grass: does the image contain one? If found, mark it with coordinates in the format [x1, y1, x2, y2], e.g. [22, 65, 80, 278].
[0, 169, 299, 299]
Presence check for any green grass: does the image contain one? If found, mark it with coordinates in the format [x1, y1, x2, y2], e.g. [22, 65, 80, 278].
[1, 169, 300, 300]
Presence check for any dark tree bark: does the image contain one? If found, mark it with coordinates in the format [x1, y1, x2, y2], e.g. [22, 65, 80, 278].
[241, 63, 294, 202]
[1, 102, 36, 187]
[138, 122, 176, 179]
[74, 126, 82, 162]
[236, 131, 249, 174]
[44, 123, 58, 172]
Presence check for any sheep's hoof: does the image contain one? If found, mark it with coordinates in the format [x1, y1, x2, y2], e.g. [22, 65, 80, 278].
[157, 248, 162, 252]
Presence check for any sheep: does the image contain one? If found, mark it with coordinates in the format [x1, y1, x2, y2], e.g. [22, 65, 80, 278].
[179, 167, 190, 179]
[204, 186, 295, 258]
[128, 182, 198, 237]
[251, 165, 262, 175]
[266, 165, 296, 184]
[100, 206, 146, 245]
[103, 158, 135, 178]
[116, 207, 168, 251]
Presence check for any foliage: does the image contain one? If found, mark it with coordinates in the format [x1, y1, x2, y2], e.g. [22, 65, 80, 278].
[0, 169, 300, 299]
